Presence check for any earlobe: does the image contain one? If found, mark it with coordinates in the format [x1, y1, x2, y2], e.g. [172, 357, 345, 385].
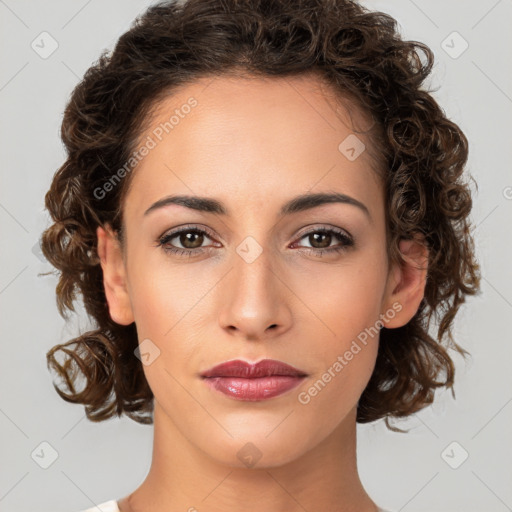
[96, 225, 135, 326]
[382, 236, 429, 329]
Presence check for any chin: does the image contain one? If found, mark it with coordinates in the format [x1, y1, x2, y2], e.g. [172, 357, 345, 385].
[197, 428, 312, 470]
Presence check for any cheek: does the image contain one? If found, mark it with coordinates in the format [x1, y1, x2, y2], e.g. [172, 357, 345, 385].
[126, 247, 208, 337]
[292, 266, 384, 431]
[292, 252, 388, 344]
[288, 250, 387, 396]
[125, 252, 214, 386]
[126, 272, 202, 413]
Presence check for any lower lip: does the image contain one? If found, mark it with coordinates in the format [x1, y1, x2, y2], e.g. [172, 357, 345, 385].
[203, 376, 306, 401]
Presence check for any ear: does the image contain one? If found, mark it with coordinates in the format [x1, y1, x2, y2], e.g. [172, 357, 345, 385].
[96, 225, 134, 326]
[381, 236, 429, 328]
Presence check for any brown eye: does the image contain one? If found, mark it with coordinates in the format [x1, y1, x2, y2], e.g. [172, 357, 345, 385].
[157, 225, 218, 257]
[293, 227, 355, 256]
[177, 230, 205, 249]
[307, 232, 332, 249]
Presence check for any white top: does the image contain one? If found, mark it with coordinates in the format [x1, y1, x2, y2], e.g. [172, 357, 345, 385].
[79, 501, 119, 512]
[78, 499, 391, 511]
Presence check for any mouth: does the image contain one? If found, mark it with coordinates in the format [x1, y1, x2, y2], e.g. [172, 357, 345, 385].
[200, 358, 308, 378]
[200, 359, 308, 401]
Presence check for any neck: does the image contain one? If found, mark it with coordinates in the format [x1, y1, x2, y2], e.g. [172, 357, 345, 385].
[119, 401, 378, 512]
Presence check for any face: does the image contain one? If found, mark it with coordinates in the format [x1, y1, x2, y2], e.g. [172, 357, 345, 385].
[97, 73, 426, 468]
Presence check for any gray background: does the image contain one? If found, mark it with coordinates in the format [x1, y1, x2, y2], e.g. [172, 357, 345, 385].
[1, 1, 511, 511]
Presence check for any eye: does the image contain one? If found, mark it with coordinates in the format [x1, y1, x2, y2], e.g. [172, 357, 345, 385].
[156, 225, 219, 258]
[291, 227, 354, 256]
[156, 225, 355, 258]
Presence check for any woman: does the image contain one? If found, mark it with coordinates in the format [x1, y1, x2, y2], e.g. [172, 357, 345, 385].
[41, 0, 480, 511]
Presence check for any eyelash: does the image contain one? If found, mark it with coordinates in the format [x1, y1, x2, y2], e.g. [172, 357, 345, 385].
[156, 224, 355, 258]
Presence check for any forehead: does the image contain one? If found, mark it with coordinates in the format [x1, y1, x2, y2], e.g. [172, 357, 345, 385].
[123, 73, 384, 221]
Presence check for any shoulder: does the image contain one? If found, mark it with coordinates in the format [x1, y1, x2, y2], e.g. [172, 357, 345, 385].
[74, 500, 120, 512]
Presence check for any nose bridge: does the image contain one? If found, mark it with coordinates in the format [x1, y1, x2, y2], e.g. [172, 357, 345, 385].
[218, 235, 290, 338]
[234, 236, 274, 296]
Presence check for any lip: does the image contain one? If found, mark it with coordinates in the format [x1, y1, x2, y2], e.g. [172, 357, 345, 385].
[200, 359, 308, 401]
[200, 358, 308, 378]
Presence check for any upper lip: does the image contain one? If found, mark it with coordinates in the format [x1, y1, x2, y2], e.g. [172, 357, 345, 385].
[200, 359, 308, 378]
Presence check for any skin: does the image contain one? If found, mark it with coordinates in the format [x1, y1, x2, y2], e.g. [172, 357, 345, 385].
[96, 73, 428, 512]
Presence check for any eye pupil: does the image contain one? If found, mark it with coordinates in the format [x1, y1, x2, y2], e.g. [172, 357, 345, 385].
[181, 231, 204, 249]
[310, 232, 331, 248]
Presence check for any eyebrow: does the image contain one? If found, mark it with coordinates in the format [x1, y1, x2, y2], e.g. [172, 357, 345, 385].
[144, 192, 371, 220]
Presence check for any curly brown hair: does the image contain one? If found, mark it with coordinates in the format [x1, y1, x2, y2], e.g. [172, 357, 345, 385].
[40, 0, 480, 432]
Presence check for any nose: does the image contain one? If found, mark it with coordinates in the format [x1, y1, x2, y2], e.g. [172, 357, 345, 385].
[217, 244, 293, 341]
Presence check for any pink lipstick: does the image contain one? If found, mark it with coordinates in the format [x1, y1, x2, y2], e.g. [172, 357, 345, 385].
[200, 359, 308, 401]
